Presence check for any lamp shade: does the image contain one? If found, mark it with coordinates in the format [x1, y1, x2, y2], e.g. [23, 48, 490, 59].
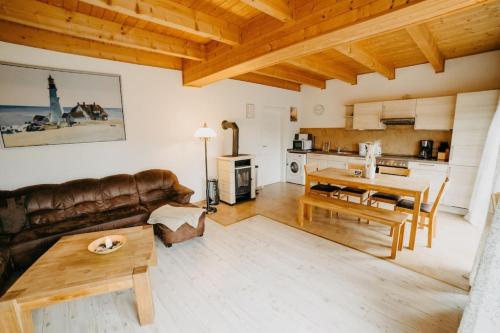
[194, 123, 216, 138]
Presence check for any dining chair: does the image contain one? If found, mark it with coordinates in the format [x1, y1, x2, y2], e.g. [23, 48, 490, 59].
[304, 163, 342, 219]
[368, 166, 412, 208]
[395, 177, 449, 248]
[339, 163, 370, 204]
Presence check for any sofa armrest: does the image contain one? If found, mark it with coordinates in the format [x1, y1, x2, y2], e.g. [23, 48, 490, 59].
[170, 184, 195, 205]
[0, 247, 12, 295]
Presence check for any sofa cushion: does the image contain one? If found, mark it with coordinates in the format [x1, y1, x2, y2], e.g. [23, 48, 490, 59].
[100, 174, 139, 210]
[9, 205, 149, 269]
[0, 194, 27, 234]
[135, 169, 177, 204]
[11, 206, 148, 245]
[25, 185, 65, 226]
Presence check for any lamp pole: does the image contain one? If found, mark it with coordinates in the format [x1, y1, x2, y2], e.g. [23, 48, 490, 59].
[195, 123, 217, 214]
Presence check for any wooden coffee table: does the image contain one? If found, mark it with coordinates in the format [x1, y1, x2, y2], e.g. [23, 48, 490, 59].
[0, 225, 157, 333]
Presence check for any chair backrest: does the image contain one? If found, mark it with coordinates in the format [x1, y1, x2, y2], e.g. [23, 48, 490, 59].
[347, 163, 364, 171]
[431, 177, 450, 215]
[378, 166, 411, 177]
[304, 162, 320, 175]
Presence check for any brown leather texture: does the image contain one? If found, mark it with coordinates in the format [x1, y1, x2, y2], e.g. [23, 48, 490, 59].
[154, 211, 205, 246]
[0, 169, 199, 294]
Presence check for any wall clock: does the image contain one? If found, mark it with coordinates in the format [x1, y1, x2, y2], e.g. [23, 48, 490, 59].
[313, 104, 325, 116]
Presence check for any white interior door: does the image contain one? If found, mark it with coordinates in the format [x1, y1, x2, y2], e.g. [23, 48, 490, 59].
[258, 106, 283, 186]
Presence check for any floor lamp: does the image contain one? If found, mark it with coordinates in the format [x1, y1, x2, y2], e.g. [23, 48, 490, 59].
[194, 123, 217, 214]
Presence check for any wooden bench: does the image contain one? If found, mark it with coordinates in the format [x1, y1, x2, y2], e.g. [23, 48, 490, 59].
[298, 194, 408, 259]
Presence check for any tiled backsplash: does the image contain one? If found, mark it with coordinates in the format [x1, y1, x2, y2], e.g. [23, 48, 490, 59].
[300, 125, 452, 156]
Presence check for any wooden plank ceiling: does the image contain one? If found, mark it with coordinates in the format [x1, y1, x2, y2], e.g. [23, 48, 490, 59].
[0, 0, 498, 91]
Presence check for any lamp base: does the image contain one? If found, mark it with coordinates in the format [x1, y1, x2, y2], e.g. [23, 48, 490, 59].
[205, 205, 217, 214]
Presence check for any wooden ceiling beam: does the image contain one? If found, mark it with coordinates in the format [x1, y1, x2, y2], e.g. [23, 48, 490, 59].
[406, 24, 445, 72]
[0, 20, 182, 70]
[334, 43, 395, 80]
[231, 72, 301, 91]
[256, 64, 326, 89]
[240, 0, 292, 22]
[0, 0, 205, 60]
[286, 58, 357, 85]
[79, 0, 241, 45]
[183, 0, 491, 87]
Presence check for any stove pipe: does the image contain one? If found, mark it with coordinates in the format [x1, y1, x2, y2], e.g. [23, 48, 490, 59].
[221, 120, 239, 157]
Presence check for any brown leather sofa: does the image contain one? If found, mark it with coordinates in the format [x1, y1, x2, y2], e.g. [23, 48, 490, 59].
[0, 169, 204, 294]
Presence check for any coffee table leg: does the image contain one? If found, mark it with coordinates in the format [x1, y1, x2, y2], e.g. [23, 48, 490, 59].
[132, 266, 154, 325]
[0, 300, 34, 333]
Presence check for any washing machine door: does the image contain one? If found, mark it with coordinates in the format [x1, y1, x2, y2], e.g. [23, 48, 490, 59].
[289, 160, 300, 174]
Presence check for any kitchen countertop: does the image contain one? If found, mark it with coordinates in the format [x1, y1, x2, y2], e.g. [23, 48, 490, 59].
[287, 149, 449, 165]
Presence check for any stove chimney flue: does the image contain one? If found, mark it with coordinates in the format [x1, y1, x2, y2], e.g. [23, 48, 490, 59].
[221, 120, 239, 157]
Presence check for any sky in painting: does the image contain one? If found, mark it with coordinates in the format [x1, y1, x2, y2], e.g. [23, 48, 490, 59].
[0, 64, 122, 108]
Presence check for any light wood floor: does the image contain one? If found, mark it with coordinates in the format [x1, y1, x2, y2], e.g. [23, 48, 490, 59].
[32, 217, 466, 333]
[202, 182, 481, 290]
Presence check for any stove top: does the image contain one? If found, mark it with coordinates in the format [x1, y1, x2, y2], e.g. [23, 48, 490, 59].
[376, 156, 409, 168]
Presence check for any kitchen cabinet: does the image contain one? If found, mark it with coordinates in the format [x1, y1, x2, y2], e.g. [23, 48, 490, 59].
[408, 162, 448, 202]
[443, 165, 477, 209]
[445, 89, 499, 209]
[414, 96, 456, 130]
[451, 90, 498, 148]
[382, 99, 416, 119]
[308, 153, 347, 170]
[353, 102, 386, 130]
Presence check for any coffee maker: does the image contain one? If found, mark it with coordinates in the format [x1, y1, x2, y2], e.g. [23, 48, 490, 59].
[418, 140, 433, 159]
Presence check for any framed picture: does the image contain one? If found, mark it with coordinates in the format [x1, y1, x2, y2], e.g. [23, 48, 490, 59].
[0, 62, 126, 148]
[290, 106, 298, 122]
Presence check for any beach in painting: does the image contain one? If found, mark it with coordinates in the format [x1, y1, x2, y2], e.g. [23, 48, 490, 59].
[0, 105, 125, 147]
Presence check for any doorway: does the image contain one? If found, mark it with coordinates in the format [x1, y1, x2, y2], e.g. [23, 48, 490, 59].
[258, 106, 285, 186]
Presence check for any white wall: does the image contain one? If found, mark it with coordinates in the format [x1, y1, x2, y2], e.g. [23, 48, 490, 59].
[301, 50, 500, 128]
[0, 42, 300, 201]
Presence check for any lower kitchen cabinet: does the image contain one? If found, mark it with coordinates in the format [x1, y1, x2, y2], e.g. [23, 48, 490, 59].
[408, 162, 448, 202]
[442, 165, 477, 209]
[308, 153, 347, 170]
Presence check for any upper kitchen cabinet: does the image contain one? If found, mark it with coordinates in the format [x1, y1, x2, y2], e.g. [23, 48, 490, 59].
[382, 99, 416, 119]
[414, 96, 456, 130]
[353, 102, 386, 130]
[451, 90, 499, 147]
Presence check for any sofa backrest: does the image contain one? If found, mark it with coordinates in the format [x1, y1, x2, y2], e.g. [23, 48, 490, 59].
[1, 169, 178, 230]
[100, 174, 140, 210]
[134, 169, 179, 205]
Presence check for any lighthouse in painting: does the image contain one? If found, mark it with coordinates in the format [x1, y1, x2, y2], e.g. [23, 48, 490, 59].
[48, 75, 63, 124]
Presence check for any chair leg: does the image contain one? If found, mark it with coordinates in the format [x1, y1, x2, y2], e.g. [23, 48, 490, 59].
[389, 227, 394, 237]
[427, 216, 433, 248]
[419, 212, 425, 229]
[432, 215, 437, 238]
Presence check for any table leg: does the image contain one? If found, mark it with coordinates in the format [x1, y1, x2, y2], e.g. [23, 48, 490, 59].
[133, 266, 154, 326]
[298, 200, 304, 227]
[149, 240, 158, 267]
[408, 192, 422, 250]
[0, 300, 33, 333]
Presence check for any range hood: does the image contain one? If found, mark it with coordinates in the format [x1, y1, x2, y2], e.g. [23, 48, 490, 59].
[380, 117, 415, 125]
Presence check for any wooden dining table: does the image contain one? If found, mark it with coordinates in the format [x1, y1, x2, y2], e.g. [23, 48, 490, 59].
[305, 168, 430, 250]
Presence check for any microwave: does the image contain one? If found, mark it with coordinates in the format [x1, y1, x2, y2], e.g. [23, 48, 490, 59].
[293, 140, 312, 150]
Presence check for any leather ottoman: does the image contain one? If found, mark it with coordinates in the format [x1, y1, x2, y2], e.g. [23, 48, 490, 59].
[153, 212, 205, 247]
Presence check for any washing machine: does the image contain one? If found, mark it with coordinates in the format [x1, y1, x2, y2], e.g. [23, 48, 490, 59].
[286, 152, 307, 185]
